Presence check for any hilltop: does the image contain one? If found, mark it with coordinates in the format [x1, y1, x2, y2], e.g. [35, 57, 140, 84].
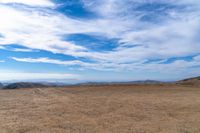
[177, 76, 200, 86]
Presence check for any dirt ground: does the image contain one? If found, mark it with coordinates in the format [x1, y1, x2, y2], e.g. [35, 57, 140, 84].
[0, 84, 200, 133]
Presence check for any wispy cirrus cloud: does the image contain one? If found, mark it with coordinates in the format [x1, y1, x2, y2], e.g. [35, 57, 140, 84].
[0, 0, 200, 81]
[11, 57, 87, 66]
[11, 54, 200, 73]
[11, 48, 33, 52]
[0, 0, 55, 7]
[0, 0, 199, 62]
[0, 45, 6, 50]
[0, 71, 79, 81]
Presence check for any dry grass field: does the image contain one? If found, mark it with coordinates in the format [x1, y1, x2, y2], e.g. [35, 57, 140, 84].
[0, 84, 200, 133]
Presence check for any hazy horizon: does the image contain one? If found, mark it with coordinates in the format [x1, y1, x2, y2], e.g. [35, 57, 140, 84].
[0, 0, 200, 82]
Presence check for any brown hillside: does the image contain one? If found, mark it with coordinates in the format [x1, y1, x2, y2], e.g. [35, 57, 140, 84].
[177, 76, 200, 86]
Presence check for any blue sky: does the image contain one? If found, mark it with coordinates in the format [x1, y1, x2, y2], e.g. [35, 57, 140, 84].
[0, 0, 200, 82]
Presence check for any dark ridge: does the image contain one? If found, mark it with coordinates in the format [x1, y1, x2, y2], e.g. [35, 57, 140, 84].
[3, 82, 49, 89]
[76, 80, 164, 86]
[181, 76, 200, 81]
[176, 76, 200, 86]
[0, 83, 3, 88]
[127, 80, 163, 84]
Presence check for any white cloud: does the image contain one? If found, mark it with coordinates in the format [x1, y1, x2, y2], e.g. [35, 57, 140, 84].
[0, 45, 34, 52]
[0, 45, 5, 49]
[11, 55, 200, 73]
[11, 57, 114, 71]
[11, 48, 33, 52]
[0, 0, 200, 72]
[0, 71, 79, 81]
[194, 55, 200, 61]
[0, 0, 54, 7]
[11, 57, 87, 66]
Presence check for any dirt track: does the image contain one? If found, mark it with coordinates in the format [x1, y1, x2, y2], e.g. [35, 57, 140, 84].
[0, 84, 200, 133]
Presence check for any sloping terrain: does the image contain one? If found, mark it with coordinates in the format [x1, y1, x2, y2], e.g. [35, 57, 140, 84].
[0, 84, 199, 133]
[177, 76, 200, 86]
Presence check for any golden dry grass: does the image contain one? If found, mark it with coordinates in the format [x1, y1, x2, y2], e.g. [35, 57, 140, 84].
[0, 84, 200, 133]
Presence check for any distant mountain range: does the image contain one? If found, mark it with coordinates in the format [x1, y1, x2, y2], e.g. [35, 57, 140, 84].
[76, 80, 164, 86]
[2, 82, 50, 89]
[0, 83, 3, 88]
[0, 76, 199, 89]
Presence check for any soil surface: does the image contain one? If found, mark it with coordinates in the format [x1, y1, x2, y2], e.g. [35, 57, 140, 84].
[0, 84, 200, 133]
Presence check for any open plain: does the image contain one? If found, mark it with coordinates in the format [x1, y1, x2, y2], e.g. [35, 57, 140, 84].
[0, 84, 200, 133]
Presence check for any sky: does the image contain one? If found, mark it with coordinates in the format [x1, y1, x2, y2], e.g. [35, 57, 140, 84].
[0, 0, 200, 82]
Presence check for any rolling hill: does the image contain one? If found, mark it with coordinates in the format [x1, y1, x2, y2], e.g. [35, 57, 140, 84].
[1, 76, 200, 89]
[3, 82, 49, 89]
[177, 76, 200, 86]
